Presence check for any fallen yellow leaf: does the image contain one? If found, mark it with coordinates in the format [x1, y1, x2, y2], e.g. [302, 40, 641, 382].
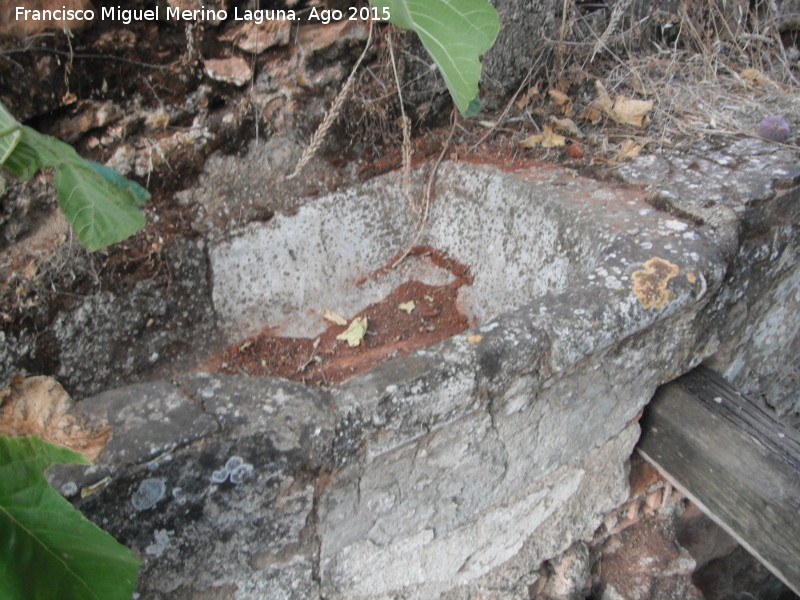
[323, 309, 348, 326]
[615, 139, 646, 160]
[740, 68, 771, 87]
[467, 334, 483, 345]
[592, 81, 653, 128]
[336, 317, 368, 347]
[548, 89, 573, 116]
[610, 96, 653, 128]
[519, 125, 566, 149]
[594, 80, 613, 113]
[549, 116, 583, 138]
[398, 301, 416, 314]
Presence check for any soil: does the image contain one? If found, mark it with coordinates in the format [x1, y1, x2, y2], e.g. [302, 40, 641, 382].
[203, 245, 473, 385]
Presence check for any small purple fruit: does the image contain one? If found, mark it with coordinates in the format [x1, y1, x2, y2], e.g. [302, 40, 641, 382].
[758, 115, 791, 142]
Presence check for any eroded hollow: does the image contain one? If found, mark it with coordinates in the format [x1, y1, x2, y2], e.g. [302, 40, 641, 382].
[205, 163, 635, 383]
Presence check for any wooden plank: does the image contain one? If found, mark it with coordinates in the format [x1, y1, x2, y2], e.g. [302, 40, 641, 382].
[638, 367, 800, 595]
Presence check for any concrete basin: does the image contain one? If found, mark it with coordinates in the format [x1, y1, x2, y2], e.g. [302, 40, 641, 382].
[211, 162, 708, 344]
[50, 140, 800, 600]
[204, 162, 721, 598]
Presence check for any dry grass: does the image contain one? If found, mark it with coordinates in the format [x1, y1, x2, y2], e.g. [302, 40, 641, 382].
[532, 0, 800, 152]
[294, 0, 798, 180]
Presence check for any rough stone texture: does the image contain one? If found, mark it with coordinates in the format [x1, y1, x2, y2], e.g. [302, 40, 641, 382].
[43, 137, 800, 599]
[203, 57, 254, 87]
[537, 542, 593, 600]
[705, 246, 800, 425]
[48, 239, 215, 397]
[618, 138, 800, 425]
[204, 162, 733, 599]
[211, 162, 715, 345]
[174, 135, 333, 235]
[318, 298, 720, 599]
[481, 0, 563, 98]
[54, 374, 333, 600]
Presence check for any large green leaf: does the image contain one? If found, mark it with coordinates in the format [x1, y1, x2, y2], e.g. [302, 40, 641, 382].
[55, 160, 148, 251]
[0, 104, 33, 179]
[0, 436, 141, 600]
[370, 0, 499, 117]
[0, 103, 22, 166]
[1, 128, 51, 181]
[86, 161, 150, 206]
[0, 100, 149, 251]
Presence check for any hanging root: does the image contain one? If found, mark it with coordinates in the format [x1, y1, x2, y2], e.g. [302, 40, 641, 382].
[387, 29, 415, 213]
[391, 111, 456, 270]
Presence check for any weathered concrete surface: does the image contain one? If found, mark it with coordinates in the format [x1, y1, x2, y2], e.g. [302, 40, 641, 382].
[211, 163, 713, 344]
[708, 258, 799, 423]
[45, 136, 800, 599]
[618, 137, 800, 424]
[1, 238, 215, 398]
[51, 375, 333, 600]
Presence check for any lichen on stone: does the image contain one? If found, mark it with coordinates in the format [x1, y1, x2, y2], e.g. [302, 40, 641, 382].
[131, 477, 167, 511]
[210, 455, 254, 485]
[632, 257, 680, 309]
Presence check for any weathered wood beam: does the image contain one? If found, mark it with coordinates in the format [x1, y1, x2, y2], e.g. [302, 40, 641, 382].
[638, 366, 800, 595]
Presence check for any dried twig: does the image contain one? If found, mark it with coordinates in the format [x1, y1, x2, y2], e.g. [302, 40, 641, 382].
[387, 30, 414, 213]
[590, 0, 634, 61]
[391, 112, 457, 270]
[288, 20, 374, 179]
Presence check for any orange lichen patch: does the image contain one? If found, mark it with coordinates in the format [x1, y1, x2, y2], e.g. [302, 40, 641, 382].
[686, 272, 697, 284]
[632, 257, 680, 309]
[0, 375, 111, 461]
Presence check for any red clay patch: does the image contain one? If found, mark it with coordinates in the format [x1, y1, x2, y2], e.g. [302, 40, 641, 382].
[202, 247, 472, 385]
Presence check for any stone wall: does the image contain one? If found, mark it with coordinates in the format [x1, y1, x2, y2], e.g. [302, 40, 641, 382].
[45, 139, 799, 599]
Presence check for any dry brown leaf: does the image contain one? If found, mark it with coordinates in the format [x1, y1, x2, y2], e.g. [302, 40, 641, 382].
[610, 96, 653, 128]
[519, 134, 542, 148]
[0, 375, 110, 461]
[594, 80, 614, 113]
[539, 125, 567, 148]
[548, 89, 574, 116]
[549, 116, 583, 138]
[515, 83, 540, 109]
[591, 81, 652, 128]
[519, 125, 566, 149]
[23, 260, 38, 281]
[615, 139, 647, 160]
[740, 68, 771, 87]
[581, 103, 604, 125]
